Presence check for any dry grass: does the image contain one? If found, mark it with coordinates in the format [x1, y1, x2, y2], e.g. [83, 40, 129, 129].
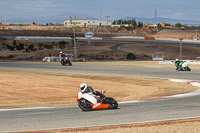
[67, 119, 200, 133]
[0, 25, 66, 30]
[0, 69, 198, 109]
[152, 29, 200, 40]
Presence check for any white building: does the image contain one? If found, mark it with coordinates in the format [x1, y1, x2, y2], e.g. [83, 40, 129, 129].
[64, 20, 112, 27]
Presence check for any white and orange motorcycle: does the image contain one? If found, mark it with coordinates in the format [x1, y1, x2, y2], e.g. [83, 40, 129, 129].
[76, 90, 118, 111]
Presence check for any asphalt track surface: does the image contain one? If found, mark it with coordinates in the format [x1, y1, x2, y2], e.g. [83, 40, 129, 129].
[0, 62, 200, 132]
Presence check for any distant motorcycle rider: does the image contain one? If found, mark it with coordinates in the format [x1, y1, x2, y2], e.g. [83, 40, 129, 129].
[59, 51, 68, 58]
[175, 58, 183, 70]
[59, 51, 72, 66]
[80, 83, 106, 103]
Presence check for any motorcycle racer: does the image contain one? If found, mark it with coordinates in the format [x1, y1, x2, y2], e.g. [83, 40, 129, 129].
[59, 51, 72, 66]
[175, 58, 183, 70]
[80, 83, 106, 103]
[77, 83, 118, 111]
[59, 51, 68, 58]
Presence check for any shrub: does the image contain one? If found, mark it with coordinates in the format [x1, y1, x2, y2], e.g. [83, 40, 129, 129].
[0, 56, 6, 59]
[7, 55, 14, 59]
[59, 41, 66, 49]
[44, 44, 52, 49]
[27, 44, 34, 51]
[12, 40, 17, 47]
[38, 43, 44, 50]
[127, 53, 136, 60]
[16, 43, 24, 50]
[6, 45, 14, 51]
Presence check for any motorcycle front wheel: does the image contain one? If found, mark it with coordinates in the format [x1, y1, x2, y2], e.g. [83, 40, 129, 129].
[105, 97, 118, 109]
[78, 99, 92, 111]
[61, 60, 65, 66]
[69, 62, 72, 66]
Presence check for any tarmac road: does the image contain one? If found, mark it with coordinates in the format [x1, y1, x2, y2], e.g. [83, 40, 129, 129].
[0, 62, 200, 132]
[0, 62, 199, 80]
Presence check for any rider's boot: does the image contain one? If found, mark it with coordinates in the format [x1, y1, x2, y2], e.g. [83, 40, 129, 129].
[100, 97, 106, 104]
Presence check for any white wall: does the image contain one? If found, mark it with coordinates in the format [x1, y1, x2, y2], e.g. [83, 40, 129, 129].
[64, 20, 112, 27]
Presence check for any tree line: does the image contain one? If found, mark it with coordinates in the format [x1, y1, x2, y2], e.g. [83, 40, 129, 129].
[112, 19, 195, 29]
[112, 19, 139, 28]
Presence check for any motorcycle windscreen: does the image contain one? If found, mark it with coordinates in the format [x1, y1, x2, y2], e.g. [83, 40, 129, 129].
[92, 103, 109, 110]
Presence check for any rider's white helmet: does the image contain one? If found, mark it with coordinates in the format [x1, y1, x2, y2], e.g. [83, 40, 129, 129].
[60, 51, 63, 54]
[176, 58, 179, 61]
[80, 83, 87, 93]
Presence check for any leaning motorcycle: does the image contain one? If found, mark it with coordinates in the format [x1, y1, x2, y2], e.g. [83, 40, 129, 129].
[76, 90, 118, 111]
[61, 57, 72, 66]
[176, 61, 191, 71]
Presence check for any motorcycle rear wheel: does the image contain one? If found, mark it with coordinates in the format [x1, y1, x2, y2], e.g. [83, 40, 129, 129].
[78, 99, 92, 111]
[69, 62, 72, 66]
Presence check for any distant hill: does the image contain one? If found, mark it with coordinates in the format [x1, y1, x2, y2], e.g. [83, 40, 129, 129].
[7, 13, 97, 24]
[6, 13, 200, 26]
[121, 16, 200, 26]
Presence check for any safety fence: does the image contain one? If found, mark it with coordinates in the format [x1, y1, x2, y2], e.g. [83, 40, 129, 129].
[159, 60, 200, 65]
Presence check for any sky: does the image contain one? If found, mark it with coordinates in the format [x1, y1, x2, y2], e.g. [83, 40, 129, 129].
[0, 0, 200, 21]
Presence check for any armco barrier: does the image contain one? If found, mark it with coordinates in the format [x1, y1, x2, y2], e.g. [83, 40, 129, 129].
[145, 37, 155, 40]
[159, 60, 200, 65]
[15, 36, 102, 40]
[111, 36, 145, 40]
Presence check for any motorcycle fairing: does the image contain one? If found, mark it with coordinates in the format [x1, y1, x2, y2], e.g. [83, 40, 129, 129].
[182, 62, 187, 67]
[92, 103, 109, 110]
[76, 91, 82, 101]
[79, 92, 97, 104]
